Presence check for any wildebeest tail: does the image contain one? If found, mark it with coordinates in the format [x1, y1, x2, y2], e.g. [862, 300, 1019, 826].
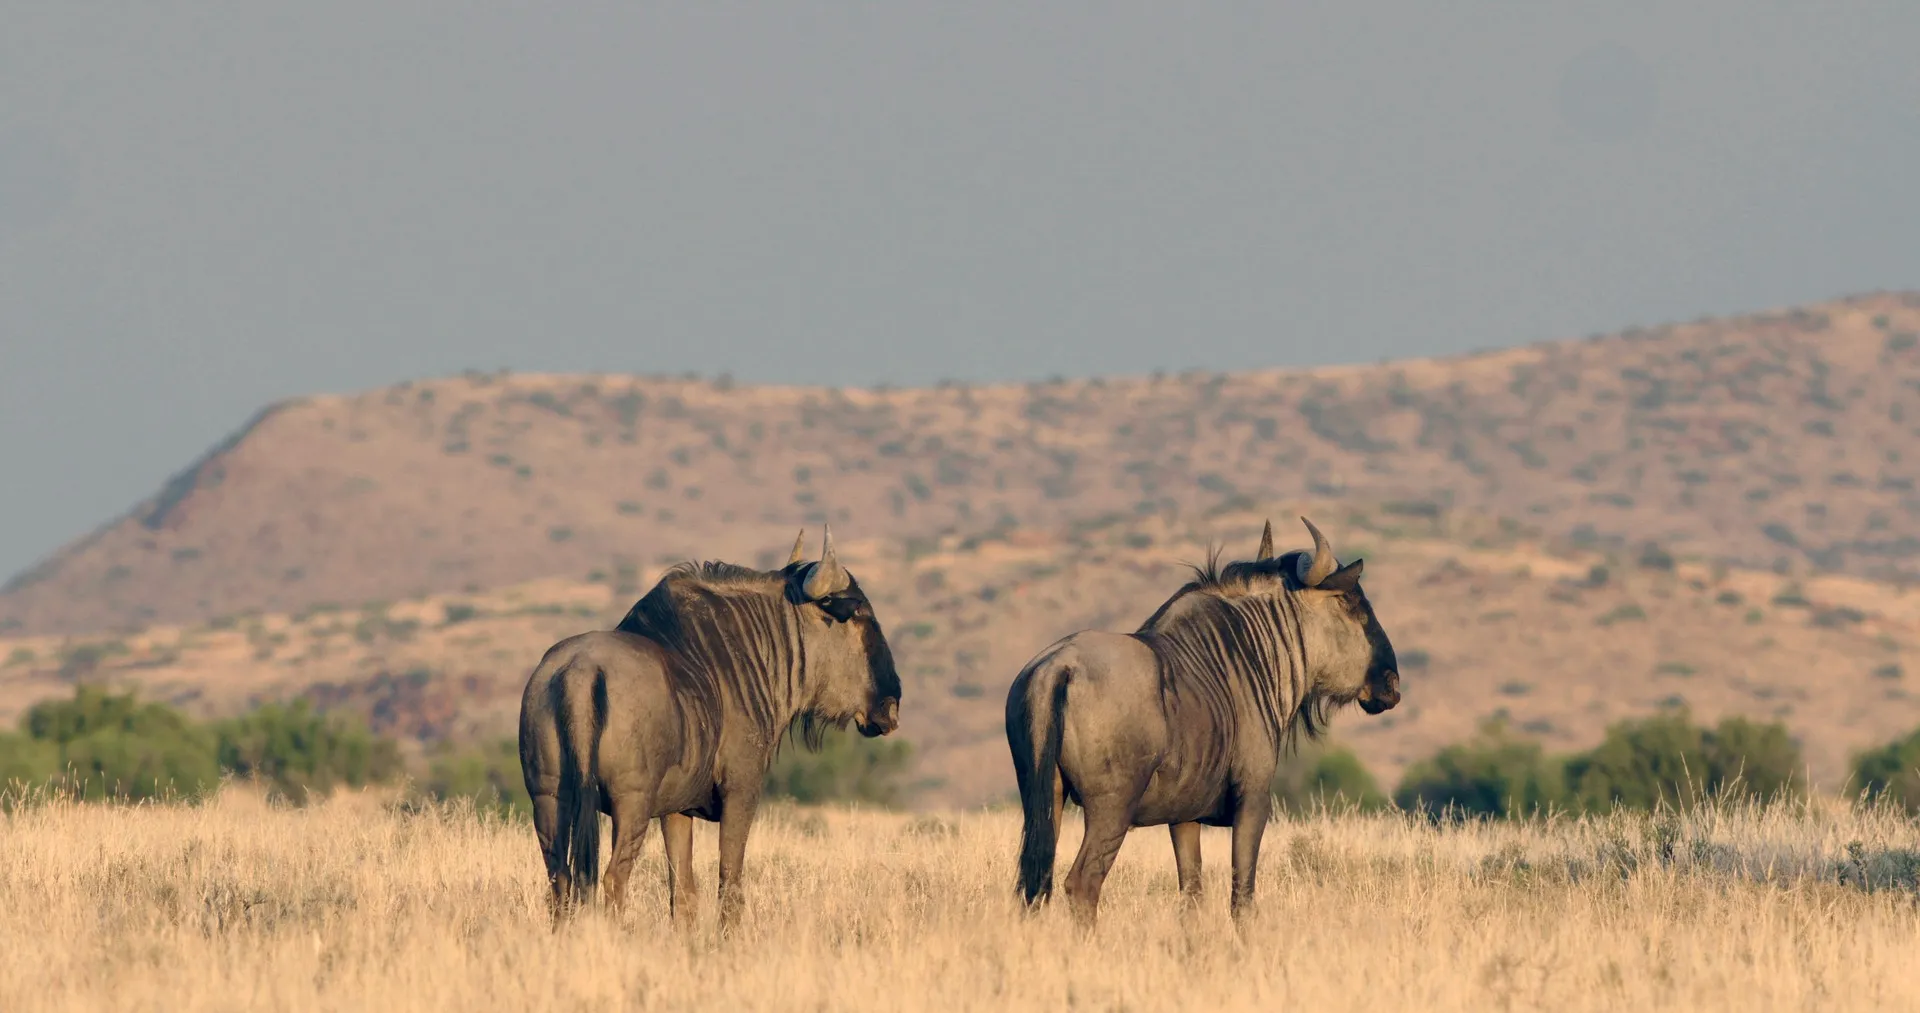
[554, 663, 605, 906]
[1008, 660, 1070, 905]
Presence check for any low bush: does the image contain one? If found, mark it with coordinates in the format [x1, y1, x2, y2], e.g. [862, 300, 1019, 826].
[213, 700, 402, 801]
[1272, 742, 1387, 814]
[1853, 729, 1920, 814]
[764, 722, 914, 807]
[1394, 718, 1566, 819]
[1564, 709, 1803, 811]
[17, 685, 221, 800]
[1394, 708, 1806, 819]
[421, 737, 531, 815]
[1, 686, 398, 803]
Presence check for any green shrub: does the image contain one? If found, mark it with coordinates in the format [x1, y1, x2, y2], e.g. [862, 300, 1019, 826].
[1272, 743, 1386, 814]
[0, 733, 59, 790]
[1853, 729, 1920, 815]
[421, 737, 530, 816]
[1394, 718, 1566, 819]
[1702, 716, 1804, 802]
[212, 700, 403, 801]
[60, 723, 222, 801]
[21, 685, 222, 800]
[1596, 603, 1647, 626]
[1638, 542, 1675, 570]
[1562, 709, 1802, 812]
[1, 688, 410, 805]
[763, 723, 913, 807]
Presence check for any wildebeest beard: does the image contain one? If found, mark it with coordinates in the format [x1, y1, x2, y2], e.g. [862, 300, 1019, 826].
[779, 628, 897, 750]
[791, 591, 902, 749]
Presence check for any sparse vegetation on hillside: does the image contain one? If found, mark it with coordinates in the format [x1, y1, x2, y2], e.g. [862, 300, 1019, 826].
[8, 293, 1920, 637]
[3, 496, 1916, 810]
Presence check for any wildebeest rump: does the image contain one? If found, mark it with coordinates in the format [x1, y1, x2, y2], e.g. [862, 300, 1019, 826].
[1004, 517, 1402, 926]
[518, 527, 902, 927]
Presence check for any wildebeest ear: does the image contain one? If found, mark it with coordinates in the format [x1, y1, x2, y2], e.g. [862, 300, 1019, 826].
[1255, 520, 1273, 561]
[802, 525, 851, 598]
[1318, 558, 1365, 593]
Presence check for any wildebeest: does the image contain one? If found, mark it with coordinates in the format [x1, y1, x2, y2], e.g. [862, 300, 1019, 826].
[518, 527, 902, 928]
[1004, 517, 1401, 927]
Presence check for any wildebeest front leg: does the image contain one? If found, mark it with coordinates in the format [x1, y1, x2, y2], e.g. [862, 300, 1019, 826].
[1229, 793, 1272, 925]
[661, 812, 697, 929]
[1169, 822, 1203, 903]
[716, 788, 762, 932]
[530, 792, 572, 925]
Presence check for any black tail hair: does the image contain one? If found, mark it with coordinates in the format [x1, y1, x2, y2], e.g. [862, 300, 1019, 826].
[554, 667, 604, 910]
[1009, 668, 1070, 905]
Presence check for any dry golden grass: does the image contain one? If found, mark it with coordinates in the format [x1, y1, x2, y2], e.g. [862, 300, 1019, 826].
[4, 788, 1920, 1011]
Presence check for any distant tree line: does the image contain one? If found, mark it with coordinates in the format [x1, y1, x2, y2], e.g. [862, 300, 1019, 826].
[1280, 708, 1920, 819]
[0, 686, 403, 804]
[6, 686, 1916, 818]
[0, 686, 916, 813]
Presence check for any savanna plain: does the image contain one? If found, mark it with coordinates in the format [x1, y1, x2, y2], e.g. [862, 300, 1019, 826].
[4, 787, 1919, 1013]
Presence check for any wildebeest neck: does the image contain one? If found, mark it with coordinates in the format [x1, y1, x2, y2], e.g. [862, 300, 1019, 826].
[615, 563, 810, 741]
[1134, 584, 1318, 745]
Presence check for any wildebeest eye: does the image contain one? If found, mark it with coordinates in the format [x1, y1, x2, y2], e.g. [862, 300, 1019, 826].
[818, 596, 861, 623]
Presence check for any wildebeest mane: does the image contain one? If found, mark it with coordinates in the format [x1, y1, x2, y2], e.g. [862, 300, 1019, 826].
[1133, 546, 1332, 751]
[613, 560, 809, 746]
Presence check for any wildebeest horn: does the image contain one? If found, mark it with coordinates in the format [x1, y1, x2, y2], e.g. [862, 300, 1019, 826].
[1298, 516, 1338, 587]
[1255, 519, 1274, 561]
[802, 524, 850, 598]
[786, 528, 807, 567]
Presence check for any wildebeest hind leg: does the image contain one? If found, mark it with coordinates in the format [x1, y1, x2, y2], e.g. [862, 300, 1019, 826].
[602, 791, 657, 918]
[531, 792, 570, 926]
[1063, 802, 1133, 931]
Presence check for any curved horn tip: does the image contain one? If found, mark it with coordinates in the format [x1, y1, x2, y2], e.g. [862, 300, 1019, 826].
[1299, 515, 1338, 586]
[786, 528, 807, 567]
[1256, 519, 1274, 561]
[803, 525, 850, 597]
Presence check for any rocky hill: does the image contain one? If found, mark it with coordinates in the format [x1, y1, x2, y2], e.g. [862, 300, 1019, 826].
[3, 504, 1914, 809]
[6, 292, 1920, 637]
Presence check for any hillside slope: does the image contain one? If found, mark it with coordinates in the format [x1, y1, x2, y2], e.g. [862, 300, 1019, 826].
[4, 505, 1913, 808]
[5, 291, 1920, 636]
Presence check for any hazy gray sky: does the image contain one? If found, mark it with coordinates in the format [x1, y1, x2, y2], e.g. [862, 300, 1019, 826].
[3, 2, 1918, 580]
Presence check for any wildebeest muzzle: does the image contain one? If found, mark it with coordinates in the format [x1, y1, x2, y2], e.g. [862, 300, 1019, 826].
[1357, 670, 1400, 715]
[856, 698, 901, 737]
